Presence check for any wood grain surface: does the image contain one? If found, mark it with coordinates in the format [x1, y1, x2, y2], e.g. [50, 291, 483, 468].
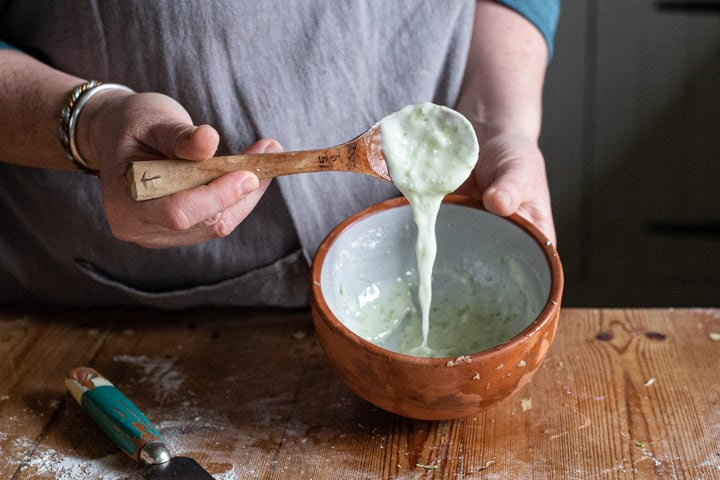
[0, 307, 719, 479]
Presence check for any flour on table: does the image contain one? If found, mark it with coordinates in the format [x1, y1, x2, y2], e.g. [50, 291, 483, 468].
[2, 434, 238, 480]
[112, 354, 184, 402]
[2, 437, 140, 480]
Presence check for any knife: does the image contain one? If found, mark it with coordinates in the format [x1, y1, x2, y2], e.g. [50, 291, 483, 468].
[66, 366, 215, 480]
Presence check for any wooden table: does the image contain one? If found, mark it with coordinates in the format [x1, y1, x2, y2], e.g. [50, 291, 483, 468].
[1, 307, 719, 479]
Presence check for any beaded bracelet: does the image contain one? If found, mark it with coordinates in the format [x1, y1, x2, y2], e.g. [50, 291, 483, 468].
[59, 80, 135, 175]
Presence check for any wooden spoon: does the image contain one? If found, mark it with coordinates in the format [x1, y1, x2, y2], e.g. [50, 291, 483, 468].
[126, 125, 389, 201]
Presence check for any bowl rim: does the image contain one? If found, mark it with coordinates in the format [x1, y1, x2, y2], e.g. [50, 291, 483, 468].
[311, 194, 564, 364]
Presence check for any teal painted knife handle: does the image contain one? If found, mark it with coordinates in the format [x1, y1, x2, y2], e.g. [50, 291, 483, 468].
[66, 367, 170, 464]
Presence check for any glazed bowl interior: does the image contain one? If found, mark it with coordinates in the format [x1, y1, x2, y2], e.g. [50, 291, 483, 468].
[319, 197, 552, 357]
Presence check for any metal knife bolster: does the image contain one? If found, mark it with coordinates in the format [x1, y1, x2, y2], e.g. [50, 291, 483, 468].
[65, 367, 170, 465]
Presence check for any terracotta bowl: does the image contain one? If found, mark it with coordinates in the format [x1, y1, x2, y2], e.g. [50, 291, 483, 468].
[311, 195, 563, 420]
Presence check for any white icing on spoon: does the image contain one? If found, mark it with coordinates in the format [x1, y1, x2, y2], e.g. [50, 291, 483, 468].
[380, 102, 479, 354]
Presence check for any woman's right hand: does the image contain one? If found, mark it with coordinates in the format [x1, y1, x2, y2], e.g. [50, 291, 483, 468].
[77, 90, 279, 248]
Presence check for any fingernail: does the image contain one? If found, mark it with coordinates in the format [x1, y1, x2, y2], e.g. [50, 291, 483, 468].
[239, 175, 260, 195]
[264, 140, 283, 153]
[491, 189, 512, 207]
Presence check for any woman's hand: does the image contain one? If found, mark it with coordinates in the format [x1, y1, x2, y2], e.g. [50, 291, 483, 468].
[78, 91, 278, 248]
[455, 0, 557, 245]
[457, 130, 556, 244]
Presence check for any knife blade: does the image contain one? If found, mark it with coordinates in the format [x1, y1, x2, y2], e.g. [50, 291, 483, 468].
[66, 366, 215, 480]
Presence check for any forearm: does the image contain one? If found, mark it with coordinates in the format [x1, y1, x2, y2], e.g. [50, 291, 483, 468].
[455, 0, 548, 142]
[0, 49, 83, 170]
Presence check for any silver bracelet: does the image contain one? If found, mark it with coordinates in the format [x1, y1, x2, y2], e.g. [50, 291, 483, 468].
[59, 81, 135, 175]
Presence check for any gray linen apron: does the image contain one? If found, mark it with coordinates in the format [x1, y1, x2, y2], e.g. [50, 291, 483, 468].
[0, 1, 474, 307]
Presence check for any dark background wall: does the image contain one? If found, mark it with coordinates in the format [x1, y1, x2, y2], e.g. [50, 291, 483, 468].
[540, 1, 720, 306]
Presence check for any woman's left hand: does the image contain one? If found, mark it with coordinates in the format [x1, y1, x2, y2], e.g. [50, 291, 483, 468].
[457, 130, 556, 245]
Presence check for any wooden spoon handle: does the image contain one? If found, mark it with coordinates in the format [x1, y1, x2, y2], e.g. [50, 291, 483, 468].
[126, 147, 349, 201]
